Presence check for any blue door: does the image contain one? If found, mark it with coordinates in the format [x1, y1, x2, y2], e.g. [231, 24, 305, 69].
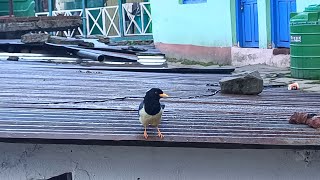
[272, 0, 296, 48]
[238, 0, 259, 48]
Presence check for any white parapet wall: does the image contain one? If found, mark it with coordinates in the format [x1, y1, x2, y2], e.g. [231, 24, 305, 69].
[0, 142, 319, 180]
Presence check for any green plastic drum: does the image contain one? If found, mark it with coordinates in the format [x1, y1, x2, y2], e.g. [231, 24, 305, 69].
[290, 4, 320, 79]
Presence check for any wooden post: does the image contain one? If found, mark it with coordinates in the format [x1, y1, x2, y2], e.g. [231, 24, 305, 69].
[48, 0, 53, 35]
[9, 0, 14, 17]
[118, 0, 125, 37]
[82, 0, 87, 37]
[48, 0, 53, 16]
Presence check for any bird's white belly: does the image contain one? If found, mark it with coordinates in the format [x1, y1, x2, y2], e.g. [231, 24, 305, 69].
[139, 108, 163, 126]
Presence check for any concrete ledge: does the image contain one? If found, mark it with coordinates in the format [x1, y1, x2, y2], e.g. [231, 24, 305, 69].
[155, 42, 231, 65]
[154, 43, 290, 68]
[231, 47, 290, 68]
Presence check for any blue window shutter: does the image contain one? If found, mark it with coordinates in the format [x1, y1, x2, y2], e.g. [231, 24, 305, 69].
[182, 0, 207, 4]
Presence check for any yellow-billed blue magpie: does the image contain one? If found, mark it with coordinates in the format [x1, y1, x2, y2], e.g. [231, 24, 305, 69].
[138, 88, 168, 139]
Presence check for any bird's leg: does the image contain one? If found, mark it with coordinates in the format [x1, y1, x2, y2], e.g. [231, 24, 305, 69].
[157, 127, 164, 139]
[143, 126, 148, 139]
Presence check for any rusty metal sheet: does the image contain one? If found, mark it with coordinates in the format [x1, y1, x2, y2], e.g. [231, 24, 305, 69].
[0, 60, 320, 148]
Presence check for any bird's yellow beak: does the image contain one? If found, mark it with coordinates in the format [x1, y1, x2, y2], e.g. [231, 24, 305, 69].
[159, 93, 169, 98]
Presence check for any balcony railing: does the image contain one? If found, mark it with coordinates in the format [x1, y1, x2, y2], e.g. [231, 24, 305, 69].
[35, 2, 152, 38]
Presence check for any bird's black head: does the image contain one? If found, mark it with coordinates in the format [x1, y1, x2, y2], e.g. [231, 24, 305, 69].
[143, 88, 168, 115]
[144, 88, 168, 100]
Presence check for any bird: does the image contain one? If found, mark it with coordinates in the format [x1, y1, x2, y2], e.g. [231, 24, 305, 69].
[138, 88, 169, 139]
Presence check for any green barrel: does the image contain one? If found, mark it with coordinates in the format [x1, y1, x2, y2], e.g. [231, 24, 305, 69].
[0, 0, 35, 17]
[290, 4, 320, 79]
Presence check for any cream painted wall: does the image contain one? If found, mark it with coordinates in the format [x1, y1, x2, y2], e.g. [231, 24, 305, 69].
[150, 0, 233, 47]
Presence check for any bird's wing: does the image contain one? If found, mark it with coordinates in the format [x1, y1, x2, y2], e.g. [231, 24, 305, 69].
[160, 103, 165, 110]
[138, 100, 144, 115]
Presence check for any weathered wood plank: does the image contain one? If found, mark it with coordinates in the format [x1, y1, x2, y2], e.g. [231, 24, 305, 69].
[0, 16, 82, 33]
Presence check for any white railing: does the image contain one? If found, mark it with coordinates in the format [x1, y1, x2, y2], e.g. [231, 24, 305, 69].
[122, 2, 152, 36]
[85, 6, 120, 37]
[35, 2, 152, 38]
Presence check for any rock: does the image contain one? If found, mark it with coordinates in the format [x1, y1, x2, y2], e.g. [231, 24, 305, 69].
[78, 41, 94, 48]
[48, 36, 85, 45]
[21, 33, 50, 44]
[48, 36, 94, 47]
[97, 36, 110, 44]
[219, 71, 264, 95]
[7, 56, 19, 61]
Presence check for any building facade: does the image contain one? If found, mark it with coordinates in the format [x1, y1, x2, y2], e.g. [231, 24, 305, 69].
[150, 0, 320, 67]
[151, 0, 233, 65]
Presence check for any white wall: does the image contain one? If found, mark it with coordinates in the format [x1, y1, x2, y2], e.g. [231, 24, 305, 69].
[0, 142, 319, 180]
[297, 0, 320, 12]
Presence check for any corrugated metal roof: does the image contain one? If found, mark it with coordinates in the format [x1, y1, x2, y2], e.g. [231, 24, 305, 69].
[1, 60, 320, 148]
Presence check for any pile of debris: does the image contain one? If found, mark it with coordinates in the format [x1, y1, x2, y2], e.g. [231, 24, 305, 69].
[20, 34, 165, 65]
[0, 15, 235, 74]
[0, 15, 166, 66]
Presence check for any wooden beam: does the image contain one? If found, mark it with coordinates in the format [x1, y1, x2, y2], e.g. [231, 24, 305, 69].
[0, 16, 82, 34]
